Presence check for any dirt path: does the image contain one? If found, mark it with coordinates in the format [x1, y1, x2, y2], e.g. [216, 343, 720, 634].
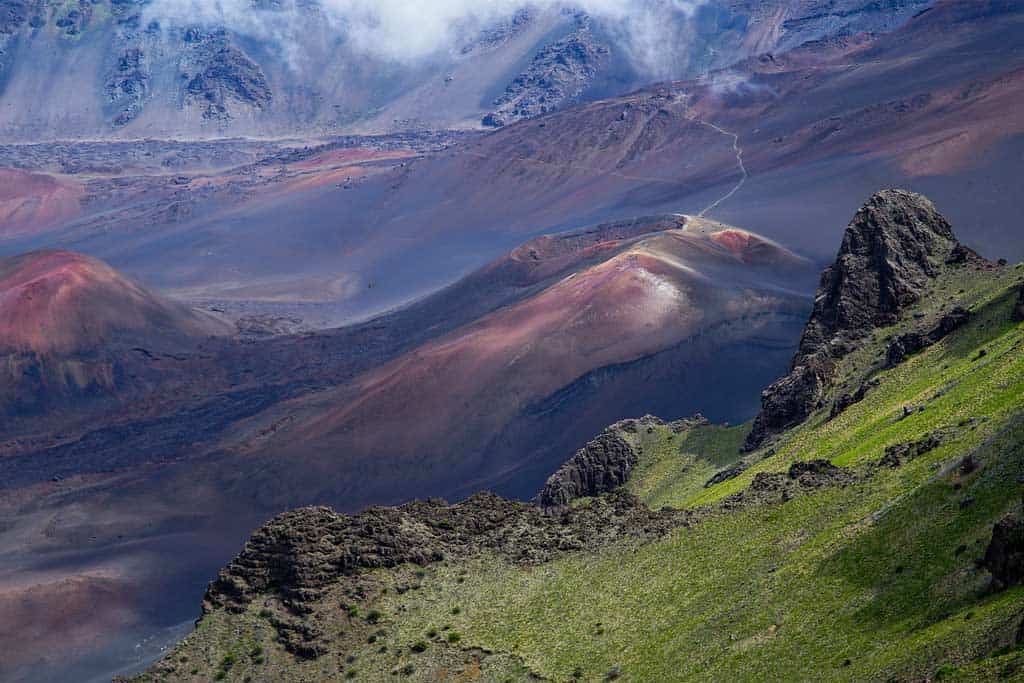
[697, 121, 747, 218]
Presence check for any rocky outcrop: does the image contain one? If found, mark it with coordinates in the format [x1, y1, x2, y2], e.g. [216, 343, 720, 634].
[830, 377, 880, 418]
[884, 306, 972, 367]
[483, 21, 609, 128]
[983, 513, 1024, 591]
[536, 426, 638, 507]
[704, 461, 749, 488]
[721, 459, 859, 509]
[106, 47, 151, 127]
[180, 28, 271, 120]
[744, 190, 972, 451]
[204, 492, 683, 612]
[877, 432, 944, 468]
[1013, 284, 1024, 323]
[204, 491, 685, 656]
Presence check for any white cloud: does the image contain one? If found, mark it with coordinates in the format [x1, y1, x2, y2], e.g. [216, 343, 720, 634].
[146, 0, 707, 77]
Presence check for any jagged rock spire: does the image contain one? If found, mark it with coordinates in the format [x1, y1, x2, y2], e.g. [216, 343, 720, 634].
[744, 190, 972, 451]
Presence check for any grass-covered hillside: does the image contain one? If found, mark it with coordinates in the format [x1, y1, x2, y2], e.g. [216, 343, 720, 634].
[134, 197, 1024, 683]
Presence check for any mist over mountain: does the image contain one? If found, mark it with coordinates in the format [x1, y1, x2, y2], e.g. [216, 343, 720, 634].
[144, 0, 705, 75]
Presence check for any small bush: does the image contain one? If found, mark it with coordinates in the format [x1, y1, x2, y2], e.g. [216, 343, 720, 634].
[411, 640, 428, 653]
[402, 663, 415, 675]
[934, 664, 961, 680]
[367, 634, 377, 644]
[366, 609, 382, 624]
[426, 626, 438, 638]
[451, 607, 461, 615]
[447, 632, 462, 644]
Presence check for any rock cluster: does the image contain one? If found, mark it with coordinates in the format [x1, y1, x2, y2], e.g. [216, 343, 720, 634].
[983, 513, 1024, 591]
[884, 307, 972, 368]
[877, 432, 944, 468]
[106, 47, 151, 127]
[745, 190, 971, 450]
[204, 491, 685, 620]
[180, 28, 272, 120]
[483, 21, 609, 128]
[721, 460, 859, 508]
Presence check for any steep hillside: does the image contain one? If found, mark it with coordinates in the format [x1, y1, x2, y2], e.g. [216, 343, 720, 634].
[136, 191, 1024, 682]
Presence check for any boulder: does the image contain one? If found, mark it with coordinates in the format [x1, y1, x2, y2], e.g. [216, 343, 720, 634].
[983, 513, 1024, 590]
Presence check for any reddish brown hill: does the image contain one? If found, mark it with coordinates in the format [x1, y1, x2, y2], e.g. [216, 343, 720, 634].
[0, 250, 230, 416]
[239, 216, 817, 503]
[0, 250, 227, 355]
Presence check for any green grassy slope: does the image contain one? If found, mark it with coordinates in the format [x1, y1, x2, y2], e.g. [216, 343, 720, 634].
[135, 264, 1024, 682]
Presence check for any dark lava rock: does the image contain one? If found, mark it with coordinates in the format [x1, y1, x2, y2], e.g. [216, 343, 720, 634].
[722, 459, 858, 509]
[106, 47, 151, 127]
[745, 190, 971, 451]
[885, 307, 972, 367]
[181, 28, 272, 120]
[982, 513, 1024, 590]
[1013, 284, 1024, 323]
[484, 20, 609, 128]
[705, 461, 749, 488]
[204, 490, 686, 656]
[537, 428, 637, 507]
[830, 377, 880, 418]
[877, 432, 944, 468]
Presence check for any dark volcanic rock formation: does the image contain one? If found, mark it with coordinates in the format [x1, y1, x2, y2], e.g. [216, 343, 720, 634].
[204, 491, 685, 655]
[483, 21, 609, 128]
[536, 415, 714, 506]
[877, 432, 944, 468]
[722, 459, 859, 509]
[884, 306, 972, 368]
[536, 426, 638, 508]
[106, 47, 152, 127]
[744, 190, 971, 450]
[983, 512, 1024, 591]
[180, 28, 271, 120]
